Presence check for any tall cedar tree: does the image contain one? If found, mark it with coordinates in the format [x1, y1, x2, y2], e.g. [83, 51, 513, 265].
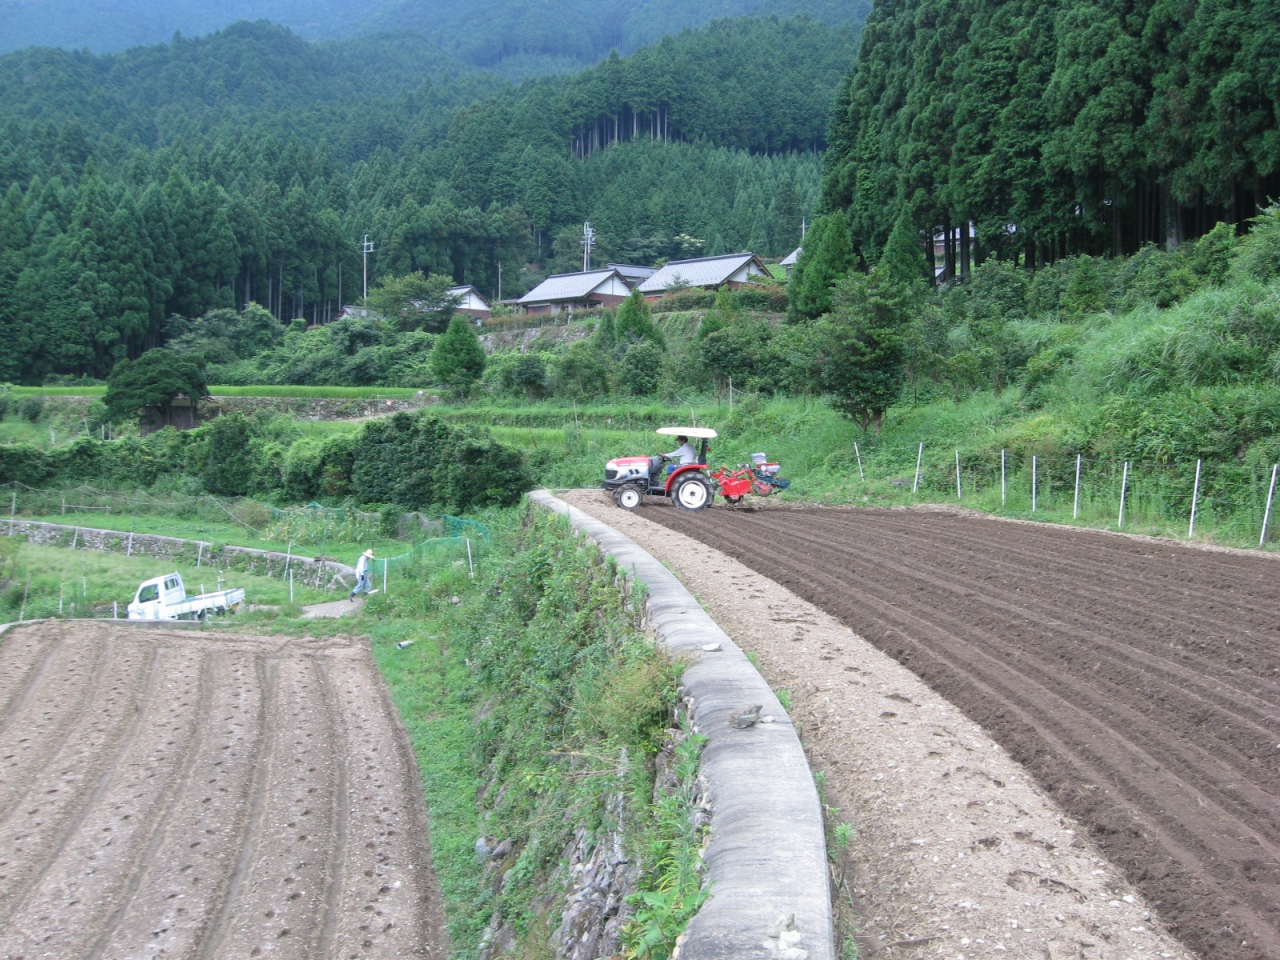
[787, 212, 856, 322]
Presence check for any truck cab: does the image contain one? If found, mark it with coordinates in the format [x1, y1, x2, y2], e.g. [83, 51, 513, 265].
[129, 573, 185, 620]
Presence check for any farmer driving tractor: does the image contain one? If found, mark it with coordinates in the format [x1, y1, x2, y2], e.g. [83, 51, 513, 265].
[663, 435, 697, 469]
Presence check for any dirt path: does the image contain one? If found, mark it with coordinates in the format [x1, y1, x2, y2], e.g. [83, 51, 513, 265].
[561, 490, 1280, 960]
[0, 620, 446, 960]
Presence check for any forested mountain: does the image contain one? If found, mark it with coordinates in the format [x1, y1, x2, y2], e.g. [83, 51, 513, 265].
[0, 0, 870, 74]
[821, 0, 1280, 273]
[0, 17, 844, 383]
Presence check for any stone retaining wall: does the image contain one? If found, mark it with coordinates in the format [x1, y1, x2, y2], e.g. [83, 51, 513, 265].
[1, 520, 355, 590]
[529, 491, 834, 960]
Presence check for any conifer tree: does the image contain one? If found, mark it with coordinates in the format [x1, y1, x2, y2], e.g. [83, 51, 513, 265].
[429, 313, 486, 397]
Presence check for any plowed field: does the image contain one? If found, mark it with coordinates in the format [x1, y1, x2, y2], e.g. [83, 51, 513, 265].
[645, 505, 1280, 960]
[0, 621, 444, 960]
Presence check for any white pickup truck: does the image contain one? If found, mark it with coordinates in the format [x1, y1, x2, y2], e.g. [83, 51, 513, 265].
[127, 572, 245, 621]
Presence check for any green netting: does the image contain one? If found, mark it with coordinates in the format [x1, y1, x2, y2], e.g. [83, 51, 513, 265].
[443, 515, 490, 540]
[371, 535, 484, 580]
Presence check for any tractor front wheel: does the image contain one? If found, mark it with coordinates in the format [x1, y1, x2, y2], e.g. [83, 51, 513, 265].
[615, 484, 643, 510]
[673, 474, 712, 511]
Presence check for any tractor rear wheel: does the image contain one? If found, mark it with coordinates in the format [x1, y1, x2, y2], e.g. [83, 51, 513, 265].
[673, 474, 712, 511]
[615, 484, 643, 510]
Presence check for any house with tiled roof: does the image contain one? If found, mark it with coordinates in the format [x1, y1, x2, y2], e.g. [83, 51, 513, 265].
[779, 247, 802, 276]
[447, 285, 491, 321]
[636, 253, 771, 298]
[517, 268, 632, 315]
[607, 263, 657, 285]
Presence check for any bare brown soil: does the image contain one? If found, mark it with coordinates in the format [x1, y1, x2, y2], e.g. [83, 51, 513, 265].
[561, 490, 1280, 960]
[0, 621, 445, 960]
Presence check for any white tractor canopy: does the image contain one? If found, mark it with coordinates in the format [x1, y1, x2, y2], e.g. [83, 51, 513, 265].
[656, 426, 717, 439]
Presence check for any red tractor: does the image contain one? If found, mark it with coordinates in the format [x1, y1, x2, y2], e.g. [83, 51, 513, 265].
[603, 427, 717, 511]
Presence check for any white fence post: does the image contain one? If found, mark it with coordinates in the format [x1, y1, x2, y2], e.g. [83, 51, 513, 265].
[955, 450, 962, 500]
[913, 443, 924, 493]
[853, 441, 864, 481]
[1001, 450, 1006, 507]
[1118, 461, 1130, 527]
[1073, 454, 1082, 519]
[1032, 455, 1038, 512]
[1261, 464, 1278, 547]
[1188, 459, 1202, 539]
[467, 538, 475, 579]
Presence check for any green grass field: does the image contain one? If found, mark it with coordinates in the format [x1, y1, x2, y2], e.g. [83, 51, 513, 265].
[0, 539, 333, 621]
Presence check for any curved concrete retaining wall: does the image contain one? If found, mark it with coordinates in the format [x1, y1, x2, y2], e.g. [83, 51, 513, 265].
[1, 520, 355, 589]
[529, 491, 834, 960]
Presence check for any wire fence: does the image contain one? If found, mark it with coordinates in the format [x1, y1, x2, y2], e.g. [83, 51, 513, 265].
[851, 444, 1279, 547]
[0, 482, 492, 613]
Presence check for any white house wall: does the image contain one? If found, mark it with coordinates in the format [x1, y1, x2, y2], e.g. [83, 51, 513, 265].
[591, 275, 632, 298]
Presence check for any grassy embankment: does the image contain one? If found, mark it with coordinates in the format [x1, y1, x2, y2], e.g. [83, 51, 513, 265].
[0, 537, 333, 621]
[349, 508, 699, 959]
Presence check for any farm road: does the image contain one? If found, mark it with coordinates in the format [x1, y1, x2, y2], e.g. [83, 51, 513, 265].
[0, 621, 445, 959]
[561, 490, 1279, 960]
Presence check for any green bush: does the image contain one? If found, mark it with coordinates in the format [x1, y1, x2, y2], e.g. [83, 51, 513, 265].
[18, 395, 45, 422]
[650, 288, 716, 313]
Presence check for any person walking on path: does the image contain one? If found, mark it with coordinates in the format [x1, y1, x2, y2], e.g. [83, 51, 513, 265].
[350, 548, 375, 598]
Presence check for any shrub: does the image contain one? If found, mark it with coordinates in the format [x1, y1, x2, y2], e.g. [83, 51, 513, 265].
[650, 288, 716, 313]
[18, 395, 45, 422]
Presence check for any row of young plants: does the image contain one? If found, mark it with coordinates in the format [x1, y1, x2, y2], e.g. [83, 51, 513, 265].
[361, 506, 705, 959]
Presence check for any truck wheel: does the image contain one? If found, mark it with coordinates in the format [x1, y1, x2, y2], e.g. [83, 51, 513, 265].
[674, 475, 711, 511]
[616, 485, 643, 510]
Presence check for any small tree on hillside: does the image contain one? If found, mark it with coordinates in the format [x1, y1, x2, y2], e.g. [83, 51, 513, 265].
[430, 314, 486, 397]
[613, 289, 665, 351]
[104, 349, 208, 427]
[817, 267, 909, 434]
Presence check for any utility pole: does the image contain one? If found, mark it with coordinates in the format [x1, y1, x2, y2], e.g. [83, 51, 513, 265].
[362, 234, 374, 300]
[497, 261, 503, 302]
[581, 222, 596, 272]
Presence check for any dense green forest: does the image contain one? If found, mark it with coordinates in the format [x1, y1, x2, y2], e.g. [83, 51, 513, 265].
[821, 0, 1280, 274]
[0, 17, 848, 383]
[0, 0, 870, 75]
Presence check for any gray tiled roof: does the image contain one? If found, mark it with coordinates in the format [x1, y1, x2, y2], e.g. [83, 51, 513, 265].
[607, 263, 656, 283]
[518, 269, 622, 304]
[637, 253, 763, 293]
[779, 247, 802, 267]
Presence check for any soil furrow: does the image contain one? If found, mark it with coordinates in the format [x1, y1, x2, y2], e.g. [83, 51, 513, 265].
[0, 636, 114, 823]
[199, 653, 278, 960]
[315, 659, 350, 959]
[0, 638, 160, 927]
[206, 656, 339, 960]
[766, 522, 1280, 784]
[0, 624, 62, 723]
[636, 501, 1280, 960]
[771, 511, 1277, 650]
[699, 516, 1279, 863]
[0, 643, 205, 957]
[90, 650, 263, 959]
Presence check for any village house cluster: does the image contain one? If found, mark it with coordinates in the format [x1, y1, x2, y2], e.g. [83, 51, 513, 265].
[337, 251, 792, 327]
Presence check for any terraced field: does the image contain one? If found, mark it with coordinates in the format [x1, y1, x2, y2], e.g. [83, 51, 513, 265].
[0, 622, 444, 960]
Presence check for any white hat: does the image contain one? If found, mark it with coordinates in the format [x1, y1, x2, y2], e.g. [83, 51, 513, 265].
[363, 549, 375, 558]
